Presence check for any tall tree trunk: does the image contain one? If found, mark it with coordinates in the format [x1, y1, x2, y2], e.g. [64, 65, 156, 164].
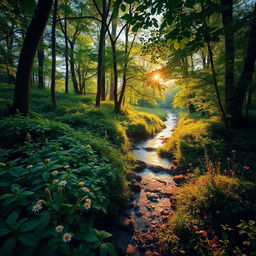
[229, 3, 256, 124]
[109, 17, 117, 101]
[101, 37, 106, 101]
[37, 41, 45, 89]
[95, 1, 107, 108]
[5, 31, 16, 84]
[117, 26, 129, 112]
[51, 0, 58, 106]
[13, 0, 53, 114]
[64, 4, 69, 94]
[207, 42, 227, 123]
[221, 0, 235, 116]
[69, 41, 79, 94]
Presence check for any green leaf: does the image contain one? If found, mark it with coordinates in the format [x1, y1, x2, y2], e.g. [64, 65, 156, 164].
[0, 228, 11, 236]
[0, 237, 16, 255]
[18, 233, 38, 246]
[100, 230, 112, 239]
[20, 220, 42, 232]
[22, 191, 34, 196]
[121, 4, 126, 12]
[42, 172, 50, 181]
[84, 233, 98, 243]
[132, 23, 140, 32]
[0, 193, 13, 199]
[100, 243, 108, 256]
[222, 231, 228, 240]
[105, 242, 117, 256]
[6, 211, 19, 226]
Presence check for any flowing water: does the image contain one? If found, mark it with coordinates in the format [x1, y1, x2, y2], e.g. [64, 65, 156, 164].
[110, 110, 178, 256]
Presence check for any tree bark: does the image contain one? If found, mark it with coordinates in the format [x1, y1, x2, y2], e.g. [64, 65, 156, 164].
[207, 42, 227, 123]
[51, 0, 58, 106]
[69, 41, 79, 94]
[64, 13, 69, 93]
[13, 0, 53, 114]
[37, 41, 45, 89]
[95, 0, 107, 108]
[229, 3, 256, 124]
[109, 17, 117, 101]
[5, 30, 16, 85]
[101, 37, 106, 101]
[221, 0, 235, 116]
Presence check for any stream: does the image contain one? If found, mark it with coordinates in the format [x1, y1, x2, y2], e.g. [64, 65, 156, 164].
[110, 110, 178, 256]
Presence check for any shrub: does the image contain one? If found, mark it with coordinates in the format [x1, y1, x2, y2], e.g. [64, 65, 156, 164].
[0, 117, 125, 255]
[159, 174, 256, 256]
[158, 118, 225, 165]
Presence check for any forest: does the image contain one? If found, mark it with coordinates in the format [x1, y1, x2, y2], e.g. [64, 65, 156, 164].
[0, 0, 256, 255]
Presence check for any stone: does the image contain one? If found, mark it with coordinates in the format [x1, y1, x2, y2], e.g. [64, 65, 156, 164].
[117, 218, 135, 233]
[148, 165, 170, 173]
[143, 147, 156, 152]
[126, 244, 136, 255]
[146, 192, 158, 201]
[129, 181, 141, 192]
[173, 174, 186, 185]
[161, 187, 179, 196]
[134, 160, 147, 172]
[127, 172, 142, 183]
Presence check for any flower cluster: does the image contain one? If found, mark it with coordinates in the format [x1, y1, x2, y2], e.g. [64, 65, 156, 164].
[55, 225, 72, 242]
[84, 198, 91, 210]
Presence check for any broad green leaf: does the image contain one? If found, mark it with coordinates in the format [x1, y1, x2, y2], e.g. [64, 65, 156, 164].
[0, 193, 13, 199]
[84, 233, 98, 243]
[105, 242, 117, 256]
[100, 230, 112, 239]
[0, 228, 11, 236]
[20, 220, 42, 232]
[100, 243, 108, 256]
[18, 233, 38, 246]
[0, 237, 16, 255]
[6, 211, 19, 226]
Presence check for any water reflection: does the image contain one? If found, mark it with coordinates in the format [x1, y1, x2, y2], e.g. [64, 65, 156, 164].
[133, 111, 177, 170]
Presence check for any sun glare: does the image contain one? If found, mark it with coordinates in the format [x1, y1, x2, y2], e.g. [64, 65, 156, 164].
[153, 73, 161, 80]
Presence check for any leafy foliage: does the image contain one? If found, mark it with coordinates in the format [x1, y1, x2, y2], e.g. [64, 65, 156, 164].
[0, 117, 125, 255]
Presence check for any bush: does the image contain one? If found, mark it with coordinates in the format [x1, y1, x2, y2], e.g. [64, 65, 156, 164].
[0, 117, 73, 148]
[0, 117, 125, 255]
[159, 174, 256, 256]
[158, 118, 225, 165]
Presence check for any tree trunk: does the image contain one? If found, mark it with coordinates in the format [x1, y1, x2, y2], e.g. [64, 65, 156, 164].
[69, 41, 79, 94]
[64, 6, 69, 94]
[96, 5, 107, 107]
[117, 26, 129, 112]
[101, 37, 106, 101]
[109, 17, 117, 101]
[229, 3, 256, 125]
[51, 0, 58, 106]
[37, 41, 45, 89]
[13, 0, 53, 114]
[207, 42, 227, 123]
[5, 32, 16, 85]
[221, 0, 235, 116]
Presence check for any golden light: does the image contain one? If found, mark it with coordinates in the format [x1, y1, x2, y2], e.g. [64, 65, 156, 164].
[153, 73, 161, 81]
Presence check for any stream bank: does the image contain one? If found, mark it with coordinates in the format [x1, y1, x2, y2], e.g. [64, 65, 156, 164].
[109, 111, 184, 256]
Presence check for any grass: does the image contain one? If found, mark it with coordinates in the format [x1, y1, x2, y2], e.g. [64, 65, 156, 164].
[0, 83, 165, 152]
[159, 173, 256, 256]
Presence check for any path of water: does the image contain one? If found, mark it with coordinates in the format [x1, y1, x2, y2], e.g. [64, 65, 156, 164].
[110, 111, 178, 256]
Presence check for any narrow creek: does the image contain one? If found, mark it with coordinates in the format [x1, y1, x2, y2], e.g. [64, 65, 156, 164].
[110, 110, 178, 256]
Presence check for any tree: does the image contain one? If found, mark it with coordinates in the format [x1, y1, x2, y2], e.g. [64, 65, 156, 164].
[51, 0, 58, 106]
[12, 0, 53, 114]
